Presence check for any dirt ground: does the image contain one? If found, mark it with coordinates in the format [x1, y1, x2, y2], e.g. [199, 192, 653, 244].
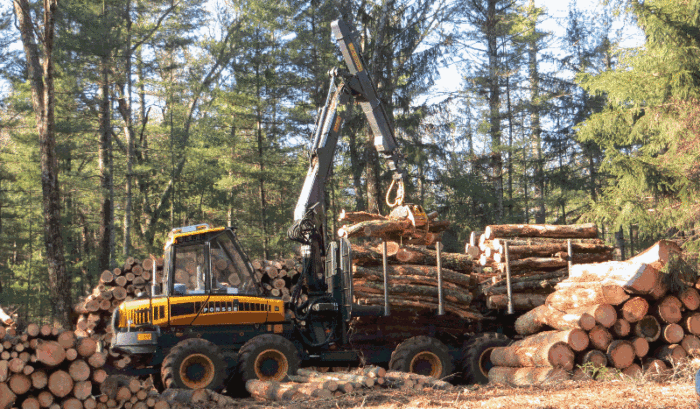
[234, 379, 698, 409]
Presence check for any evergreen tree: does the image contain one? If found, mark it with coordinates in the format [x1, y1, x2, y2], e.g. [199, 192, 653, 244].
[577, 0, 700, 246]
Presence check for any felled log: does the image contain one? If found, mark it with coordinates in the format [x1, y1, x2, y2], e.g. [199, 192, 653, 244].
[620, 297, 649, 323]
[661, 323, 684, 344]
[653, 295, 683, 324]
[395, 246, 474, 272]
[514, 305, 597, 336]
[563, 261, 661, 295]
[499, 242, 614, 259]
[546, 284, 630, 310]
[579, 349, 607, 367]
[484, 223, 598, 240]
[612, 319, 631, 338]
[681, 335, 700, 356]
[631, 337, 649, 358]
[338, 210, 386, 224]
[485, 278, 564, 296]
[626, 240, 682, 267]
[588, 325, 613, 351]
[655, 344, 687, 364]
[606, 340, 635, 369]
[682, 312, 700, 335]
[514, 329, 589, 352]
[488, 367, 571, 386]
[634, 315, 662, 342]
[486, 294, 548, 311]
[494, 257, 567, 272]
[383, 371, 452, 390]
[490, 341, 574, 370]
[354, 296, 482, 320]
[353, 281, 472, 304]
[352, 264, 472, 289]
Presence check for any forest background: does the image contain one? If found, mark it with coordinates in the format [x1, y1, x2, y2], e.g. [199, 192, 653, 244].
[0, 0, 698, 326]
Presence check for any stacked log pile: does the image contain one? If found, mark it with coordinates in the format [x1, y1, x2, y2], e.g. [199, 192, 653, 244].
[0, 321, 111, 409]
[337, 209, 449, 246]
[487, 240, 698, 386]
[350, 245, 480, 320]
[251, 259, 302, 304]
[476, 223, 615, 311]
[98, 376, 170, 409]
[245, 366, 452, 402]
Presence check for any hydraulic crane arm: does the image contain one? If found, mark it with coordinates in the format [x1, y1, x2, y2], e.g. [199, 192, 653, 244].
[292, 19, 406, 228]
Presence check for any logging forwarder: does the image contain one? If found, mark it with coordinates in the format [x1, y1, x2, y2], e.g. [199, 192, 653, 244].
[109, 19, 503, 393]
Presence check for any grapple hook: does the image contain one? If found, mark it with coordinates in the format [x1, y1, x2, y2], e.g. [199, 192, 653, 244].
[386, 179, 405, 208]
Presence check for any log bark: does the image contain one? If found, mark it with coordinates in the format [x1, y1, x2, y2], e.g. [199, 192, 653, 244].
[338, 210, 387, 224]
[395, 246, 474, 272]
[620, 297, 649, 324]
[484, 223, 598, 239]
[488, 367, 571, 386]
[502, 242, 614, 258]
[634, 315, 661, 342]
[497, 257, 567, 272]
[514, 305, 596, 336]
[354, 281, 471, 304]
[486, 278, 563, 295]
[352, 264, 472, 290]
[486, 294, 547, 311]
[588, 325, 613, 351]
[514, 329, 589, 352]
[490, 341, 574, 370]
[606, 340, 635, 369]
[546, 285, 629, 310]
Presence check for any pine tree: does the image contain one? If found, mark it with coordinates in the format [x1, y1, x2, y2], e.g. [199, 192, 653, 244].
[577, 0, 700, 246]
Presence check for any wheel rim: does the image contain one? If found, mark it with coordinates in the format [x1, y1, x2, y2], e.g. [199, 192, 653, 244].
[409, 351, 443, 378]
[478, 347, 497, 378]
[254, 349, 289, 381]
[179, 353, 215, 389]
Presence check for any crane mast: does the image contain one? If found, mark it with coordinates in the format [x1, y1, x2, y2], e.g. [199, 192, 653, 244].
[288, 19, 407, 295]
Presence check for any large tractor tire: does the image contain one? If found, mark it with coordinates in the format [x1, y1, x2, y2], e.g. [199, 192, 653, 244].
[161, 338, 226, 391]
[236, 334, 301, 383]
[461, 332, 511, 384]
[388, 336, 454, 379]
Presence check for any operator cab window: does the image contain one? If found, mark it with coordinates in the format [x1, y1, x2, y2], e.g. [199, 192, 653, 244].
[209, 232, 257, 296]
[172, 244, 208, 295]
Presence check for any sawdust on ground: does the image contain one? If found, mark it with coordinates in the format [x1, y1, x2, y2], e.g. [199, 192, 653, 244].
[233, 380, 697, 409]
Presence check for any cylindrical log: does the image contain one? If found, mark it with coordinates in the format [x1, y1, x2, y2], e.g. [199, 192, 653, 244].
[48, 370, 74, 398]
[35, 340, 66, 367]
[678, 287, 700, 311]
[622, 363, 642, 378]
[606, 340, 635, 369]
[484, 223, 598, 239]
[9, 373, 32, 395]
[656, 344, 687, 364]
[514, 305, 596, 336]
[681, 334, 700, 356]
[488, 367, 571, 386]
[631, 337, 649, 358]
[567, 304, 616, 328]
[643, 358, 669, 376]
[682, 312, 700, 335]
[490, 341, 574, 370]
[69, 360, 91, 382]
[38, 391, 55, 408]
[633, 315, 662, 342]
[620, 297, 649, 323]
[73, 380, 93, 400]
[588, 325, 613, 351]
[612, 319, 631, 338]
[662, 323, 685, 344]
[566, 261, 660, 295]
[486, 294, 547, 311]
[513, 329, 589, 352]
[579, 349, 607, 368]
[546, 285, 629, 311]
[31, 370, 48, 389]
[653, 295, 683, 324]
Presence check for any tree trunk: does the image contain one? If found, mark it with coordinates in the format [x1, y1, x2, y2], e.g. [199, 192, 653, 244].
[606, 340, 635, 369]
[98, 54, 114, 272]
[486, 293, 547, 311]
[546, 284, 630, 310]
[566, 261, 661, 295]
[514, 304, 596, 336]
[13, 0, 71, 328]
[620, 297, 649, 323]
